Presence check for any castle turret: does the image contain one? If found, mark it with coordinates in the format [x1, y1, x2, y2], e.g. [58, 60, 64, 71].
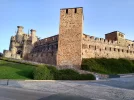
[105, 31, 133, 46]
[9, 36, 16, 51]
[17, 26, 24, 35]
[30, 29, 36, 37]
[16, 26, 24, 43]
[105, 31, 125, 41]
[30, 29, 37, 44]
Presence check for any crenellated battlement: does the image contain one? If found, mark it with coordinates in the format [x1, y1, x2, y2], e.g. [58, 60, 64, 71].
[34, 35, 59, 47]
[83, 34, 118, 45]
[60, 7, 83, 15]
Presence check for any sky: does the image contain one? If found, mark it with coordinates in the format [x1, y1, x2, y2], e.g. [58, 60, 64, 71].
[0, 0, 134, 52]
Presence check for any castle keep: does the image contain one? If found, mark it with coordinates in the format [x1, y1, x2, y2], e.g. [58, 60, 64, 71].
[3, 7, 134, 68]
[3, 26, 38, 59]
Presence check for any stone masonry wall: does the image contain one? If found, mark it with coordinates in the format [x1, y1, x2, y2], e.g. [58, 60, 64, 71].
[28, 35, 58, 65]
[4, 26, 38, 60]
[57, 7, 83, 68]
[82, 34, 134, 59]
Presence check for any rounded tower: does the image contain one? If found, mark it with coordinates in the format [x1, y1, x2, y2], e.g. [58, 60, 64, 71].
[16, 26, 24, 43]
[30, 29, 37, 44]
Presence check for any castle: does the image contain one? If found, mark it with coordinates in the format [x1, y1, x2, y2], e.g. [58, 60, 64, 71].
[3, 7, 134, 69]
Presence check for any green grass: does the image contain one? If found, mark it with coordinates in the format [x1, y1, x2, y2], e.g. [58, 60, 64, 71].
[0, 59, 95, 80]
[0, 60, 35, 79]
[81, 58, 134, 74]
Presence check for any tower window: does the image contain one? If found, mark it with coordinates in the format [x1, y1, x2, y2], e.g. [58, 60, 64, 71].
[127, 50, 129, 53]
[95, 46, 96, 50]
[105, 47, 107, 50]
[74, 8, 77, 13]
[66, 9, 68, 14]
[51, 52, 53, 56]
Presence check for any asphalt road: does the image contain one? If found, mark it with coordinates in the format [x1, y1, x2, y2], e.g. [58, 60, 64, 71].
[0, 76, 134, 100]
[0, 86, 49, 100]
[90, 76, 134, 90]
[0, 86, 91, 100]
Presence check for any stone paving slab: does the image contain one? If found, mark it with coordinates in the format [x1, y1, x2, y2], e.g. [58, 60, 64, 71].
[0, 79, 8, 85]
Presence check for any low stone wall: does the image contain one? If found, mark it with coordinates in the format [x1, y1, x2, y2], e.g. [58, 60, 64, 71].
[2, 57, 54, 67]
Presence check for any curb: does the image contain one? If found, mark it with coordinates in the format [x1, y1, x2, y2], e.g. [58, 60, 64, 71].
[0, 79, 108, 88]
[0, 79, 8, 85]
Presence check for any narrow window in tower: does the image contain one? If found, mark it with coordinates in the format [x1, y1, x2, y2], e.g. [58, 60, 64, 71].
[127, 50, 129, 53]
[105, 47, 107, 50]
[51, 52, 53, 56]
[66, 9, 68, 14]
[110, 47, 112, 51]
[74, 8, 77, 13]
[95, 46, 96, 50]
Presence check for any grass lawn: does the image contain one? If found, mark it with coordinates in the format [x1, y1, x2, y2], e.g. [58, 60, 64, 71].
[0, 60, 35, 79]
[0, 58, 95, 80]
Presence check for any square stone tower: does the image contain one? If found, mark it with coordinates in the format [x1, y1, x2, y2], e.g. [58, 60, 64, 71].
[57, 7, 84, 68]
[105, 31, 125, 41]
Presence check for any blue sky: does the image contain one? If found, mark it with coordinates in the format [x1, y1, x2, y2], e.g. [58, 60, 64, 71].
[0, 0, 134, 52]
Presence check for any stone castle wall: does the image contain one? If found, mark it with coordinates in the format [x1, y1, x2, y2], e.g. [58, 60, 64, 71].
[28, 35, 58, 65]
[82, 34, 134, 59]
[3, 50, 21, 59]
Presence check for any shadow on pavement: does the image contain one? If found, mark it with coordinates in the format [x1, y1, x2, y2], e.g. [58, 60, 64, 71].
[39, 94, 92, 100]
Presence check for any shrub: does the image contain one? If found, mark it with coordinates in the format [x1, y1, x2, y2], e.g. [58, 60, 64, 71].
[81, 58, 134, 74]
[33, 65, 53, 80]
[33, 66, 95, 80]
[47, 66, 59, 80]
[58, 69, 80, 80]
[79, 74, 96, 80]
